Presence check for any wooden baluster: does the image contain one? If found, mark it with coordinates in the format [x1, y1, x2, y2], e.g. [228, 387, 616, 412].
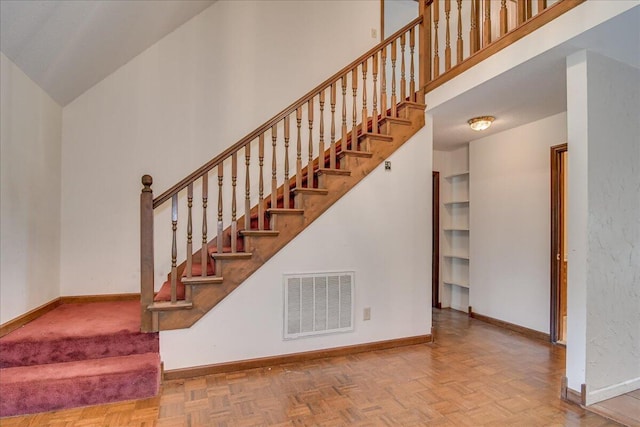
[381, 48, 388, 118]
[361, 60, 368, 135]
[538, 0, 547, 13]
[372, 52, 379, 132]
[170, 194, 178, 303]
[341, 75, 348, 149]
[470, 0, 480, 54]
[201, 174, 208, 275]
[391, 39, 397, 117]
[140, 175, 154, 332]
[319, 91, 325, 169]
[231, 153, 237, 253]
[517, 0, 526, 24]
[433, 0, 440, 78]
[483, 0, 492, 47]
[457, 0, 463, 64]
[271, 125, 277, 209]
[526, 0, 532, 20]
[409, 30, 415, 102]
[258, 135, 265, 230]
[217, 164, 223, 254]
[445, 0, 452, 71]
[308, 98, 314, 188]
[330, 83, 337, 168]
[284, 116, 290, 208]
[185, 184, 193, 303]
[351, 68, 358, 150]
[244, 143, 251, 230]
[296, 107, 303, 189]
[500, 0, 508, 37]
[186, 184, 193, 279]
[419, 0, 432, 100]
[400, 33, 407, 101]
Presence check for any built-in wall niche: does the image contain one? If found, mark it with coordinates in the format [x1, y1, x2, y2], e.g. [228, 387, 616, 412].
[442, 169, 470, 311]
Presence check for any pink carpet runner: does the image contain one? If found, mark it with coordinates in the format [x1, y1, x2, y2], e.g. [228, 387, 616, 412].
[0, 300, 160, 417]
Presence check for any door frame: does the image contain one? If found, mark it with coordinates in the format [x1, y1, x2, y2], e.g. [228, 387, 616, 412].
[432, 171, 441, 308]
[550, 143, 567, 343]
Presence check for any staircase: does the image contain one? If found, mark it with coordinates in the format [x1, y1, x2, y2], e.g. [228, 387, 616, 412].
[148, 102, 425, 331]
[140, 17, 428, 332]
[0, 300, 160, 417]
[140, 0, 583, 332]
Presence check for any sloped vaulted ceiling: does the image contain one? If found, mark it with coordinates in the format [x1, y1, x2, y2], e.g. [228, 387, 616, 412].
[0, 0, 215, 106]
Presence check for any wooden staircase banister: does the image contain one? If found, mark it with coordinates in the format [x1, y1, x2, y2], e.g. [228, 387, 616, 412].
[152, 16, 423, 208]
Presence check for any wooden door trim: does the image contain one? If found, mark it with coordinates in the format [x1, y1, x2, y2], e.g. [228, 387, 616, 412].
[433, 171, 441, 308]
[550, 143, 567, 343]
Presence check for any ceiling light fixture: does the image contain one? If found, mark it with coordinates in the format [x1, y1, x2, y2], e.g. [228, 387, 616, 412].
[468, 116, 495, 131]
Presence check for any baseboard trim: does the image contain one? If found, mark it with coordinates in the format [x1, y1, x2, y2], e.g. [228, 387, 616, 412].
[0, 293, 140, 338]
[0, 298, 63, 337]
[164, 334, 433, 380]
[561, 376, 586, 406]
[468, 307, 550, 342]
[60, 293, 140, 304]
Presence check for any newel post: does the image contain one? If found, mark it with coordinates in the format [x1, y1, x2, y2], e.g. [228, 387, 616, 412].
[419, 0, 433, 103]
[140, 174, 155, 332]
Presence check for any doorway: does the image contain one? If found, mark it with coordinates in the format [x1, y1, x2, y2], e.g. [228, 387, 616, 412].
[550, 144, 568, 344]
[432, 171, 441, 308]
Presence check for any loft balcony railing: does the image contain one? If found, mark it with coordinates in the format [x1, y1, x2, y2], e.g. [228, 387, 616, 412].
[140, 0, 585, 332]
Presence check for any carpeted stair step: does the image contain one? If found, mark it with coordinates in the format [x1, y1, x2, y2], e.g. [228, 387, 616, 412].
[0, 301, 158, 368]
[0, 300, 161, 417]
[0, 352, 160, 417]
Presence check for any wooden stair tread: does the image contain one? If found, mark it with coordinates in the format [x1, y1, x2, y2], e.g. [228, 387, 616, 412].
[317, 168, 351, 176]
[148, 301, 193, 311]
[239, 229, 279, 237]
[209, 252, 253, 260]
[181, 276, 223, 285]
[358, 132, 394, 142]
[292, 188, 329, 195]
[267, 208, 304, 215]
[338, 150, 373, 158]
[380, 116, 411, 126]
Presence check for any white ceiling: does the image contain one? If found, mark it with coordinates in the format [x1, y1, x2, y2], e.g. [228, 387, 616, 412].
[430, 5, 640, 150]
[0, 0, 215, 106]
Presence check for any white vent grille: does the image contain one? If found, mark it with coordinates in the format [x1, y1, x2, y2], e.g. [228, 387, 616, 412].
[284, 272, 354, 339]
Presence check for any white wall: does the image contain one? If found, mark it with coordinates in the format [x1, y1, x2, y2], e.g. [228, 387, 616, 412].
[567, 51, 640, 404]
[160, 125, 432, 370]
[60, 1, 380, 296]
[469, 112, 567, 333]
[0, 53, 62, 323]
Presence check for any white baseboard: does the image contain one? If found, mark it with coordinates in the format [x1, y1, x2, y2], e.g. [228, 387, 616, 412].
[586, 376, 640, 405]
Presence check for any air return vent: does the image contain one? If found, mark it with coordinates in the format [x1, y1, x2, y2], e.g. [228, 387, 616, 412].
[284, 272, 354, 339]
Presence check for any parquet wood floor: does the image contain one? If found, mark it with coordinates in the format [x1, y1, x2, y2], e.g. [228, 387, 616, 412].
[0, 309, 621, 426]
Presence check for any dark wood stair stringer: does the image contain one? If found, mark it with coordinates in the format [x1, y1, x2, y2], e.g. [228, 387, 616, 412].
[153, 102, 425, 331]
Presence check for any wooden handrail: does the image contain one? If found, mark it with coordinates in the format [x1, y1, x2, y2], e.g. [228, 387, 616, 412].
[153, 16, 423, 208]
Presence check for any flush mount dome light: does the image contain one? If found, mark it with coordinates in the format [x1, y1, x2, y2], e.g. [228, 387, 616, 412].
[468, 116, 495, 131]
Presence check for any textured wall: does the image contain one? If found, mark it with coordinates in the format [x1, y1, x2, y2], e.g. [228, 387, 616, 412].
[583, 51, 640, 404]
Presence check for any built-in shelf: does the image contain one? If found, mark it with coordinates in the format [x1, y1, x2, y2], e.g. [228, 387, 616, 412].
[444, 171, 469, 179]
[443, 280, 470, 289]
[443, 254, 470, 260]
[441, 165, 470, 306]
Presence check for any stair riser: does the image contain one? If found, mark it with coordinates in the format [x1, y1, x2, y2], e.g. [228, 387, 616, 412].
[0, 332, 159, 368]
[0, 365, 159, 417]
